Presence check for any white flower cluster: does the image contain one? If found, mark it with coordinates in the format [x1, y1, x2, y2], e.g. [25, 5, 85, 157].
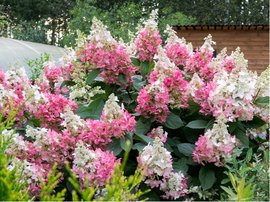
[210, 64, 257, 121]
[61, 106, 86, 136]
[231, 47, 249, 71]
[138, 138, 172, 179]
[69, 71, 105, 105]
[165, 25, 193, 52]
[25, 126, 48, 148]
[5, 67, 28, 86]
[256, 66, 269, 97]
[24, 84, 45, 106]
[160, 171, 188, 200]
[201, 34, 216, 53]
[1, 129, 26, 153]
[188, 73, 204, 97]
[254, 67, 270, 122]
[246, 124, 268, 139]
[143, 9, 159, 31]
[205, 116, 236, 149]
[89, 17, 116, 47]
[154, 46, 176, 74]
[73, 140, 97, 172]
[103, 93, 124, 121]
[8, 158, 45, 185]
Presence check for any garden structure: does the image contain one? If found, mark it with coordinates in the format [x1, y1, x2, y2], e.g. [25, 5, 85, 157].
[174, 25, 269, 73]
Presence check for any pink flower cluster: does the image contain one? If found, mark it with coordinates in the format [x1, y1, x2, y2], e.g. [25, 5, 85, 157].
[32, 93, 77, 128]
[147, 126, 168, 143]
[188, 48, 258, 121]
[79, 94, 136, 147]
[134, 10, 162, 61]
[136, 47, 188, 122]
[44, 63, 63, 83]
[72, 141, 120, 187]
[185, 48, 215, 81]
[78, 18, 136, 85]
[192, 81, 216, 115]
[136, 83, 170, 123]
[5, 127, 78, 195]
[135, 29, 162, 62]
[18, 128, 76, 168]
[183, 35, 216, 82]
[81, 43, 136, 85]
[165, 42, 190, 67]
[0, 68, 29, 119]
[137, 138, 188, 199]
[192, 118, 237, 166]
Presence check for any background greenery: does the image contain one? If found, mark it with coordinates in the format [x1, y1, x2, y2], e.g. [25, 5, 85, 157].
[0, 0, 268, 46]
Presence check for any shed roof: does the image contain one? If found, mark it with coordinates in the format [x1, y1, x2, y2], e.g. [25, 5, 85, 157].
[0, 37, 67, 74]
[173, 25, 269, 31]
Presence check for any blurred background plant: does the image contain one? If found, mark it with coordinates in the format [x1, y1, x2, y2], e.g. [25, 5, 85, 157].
[220, 145, 269, 201]
[0, 102, 29, 201]
[0, 0, 268, 46]
[26, 52, 51, 81]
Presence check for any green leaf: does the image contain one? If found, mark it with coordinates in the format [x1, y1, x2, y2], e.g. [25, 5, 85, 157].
[244, 116, 266, 129]
[134, 133, 153, 144]
[164, 142, 173, 152]
[135, 118, 151, 135]
[76, 98, 104, 119]
[221, 186, 237, 199]
[164, 112, 184, 129]
[108, 139, 122, 156]
[118, 74, 126, 84]
[140, 61, 154, 77]
[234, 122, 249, 147]
[120, 134, 133, 151]
[86, 69, 102, 84]
[186, 120, 208, 129]
[254, 96, 269, 107]
[140, 61, 149, 77]
[199, 167, 216, 190]
[60, 80, 76, 88]
[173, 159, 189, 174]
[245, 148, 253, 163]
[131, 57, 140, 66]
[186, 100, 200, 116]
[228, 173, 237, 190]
[132, 75, 146, 91]
[177, 143, 195, 157]
[205, 119, 215, 130]
[132, 143, 147, 151]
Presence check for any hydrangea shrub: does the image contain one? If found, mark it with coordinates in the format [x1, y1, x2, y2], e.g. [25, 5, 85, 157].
[0, 11, 269, 201]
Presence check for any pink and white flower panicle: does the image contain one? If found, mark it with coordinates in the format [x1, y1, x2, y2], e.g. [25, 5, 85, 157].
[135, 10, 162, 62]
[137, 137, 188, 199]
[193, 116, 237, 166]
[72, 140, 119, 187]
[78, 17, 136, 85]
[79, 94, 136, 146]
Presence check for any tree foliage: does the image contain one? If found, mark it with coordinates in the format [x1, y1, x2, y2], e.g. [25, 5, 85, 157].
[0, 0, 75, 45]
[1, 0, 268, 46]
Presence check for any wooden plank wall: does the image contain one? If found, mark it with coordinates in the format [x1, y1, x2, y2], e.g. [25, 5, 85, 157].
[175, 28, 269, 73]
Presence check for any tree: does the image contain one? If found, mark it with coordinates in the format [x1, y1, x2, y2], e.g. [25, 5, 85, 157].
[0, 0, 76, 45]
[164, 0, 269, 25]
[62, 0, 197, 47]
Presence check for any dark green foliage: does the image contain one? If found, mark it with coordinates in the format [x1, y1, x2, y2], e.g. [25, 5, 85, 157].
[199, 166, 216, 190]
